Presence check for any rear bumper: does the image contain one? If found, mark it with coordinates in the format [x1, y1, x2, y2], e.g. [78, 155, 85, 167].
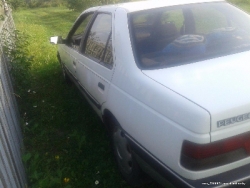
[185, 164, 250, 188]
[127, 134, 250, 188]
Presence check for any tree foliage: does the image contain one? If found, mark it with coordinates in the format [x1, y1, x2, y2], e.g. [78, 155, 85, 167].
[6, 0, 132, 10]
[6, 0, 24, 9]
[66, 0, 129, 11]
[6, 0, 249, 11]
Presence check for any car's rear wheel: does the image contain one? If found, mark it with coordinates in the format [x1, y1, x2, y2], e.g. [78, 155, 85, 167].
[110, 119, 149, 187]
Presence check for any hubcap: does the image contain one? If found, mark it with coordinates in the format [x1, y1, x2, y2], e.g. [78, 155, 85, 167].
[113, 127, 133, 174]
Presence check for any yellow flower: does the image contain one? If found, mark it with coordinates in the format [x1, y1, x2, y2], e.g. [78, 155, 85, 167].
[64, 177, 70, 183]
[55, 155, 59, 160]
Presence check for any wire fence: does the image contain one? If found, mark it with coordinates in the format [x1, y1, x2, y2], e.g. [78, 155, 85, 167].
[0, 1, 27, 187]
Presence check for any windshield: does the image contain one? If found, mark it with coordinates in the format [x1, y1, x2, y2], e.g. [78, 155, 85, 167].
[129, 2, 250, 69]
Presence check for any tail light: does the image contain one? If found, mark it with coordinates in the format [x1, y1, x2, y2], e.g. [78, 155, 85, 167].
[181, 132, 250, 170]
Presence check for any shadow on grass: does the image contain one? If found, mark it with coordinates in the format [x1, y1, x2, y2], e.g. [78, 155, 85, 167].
[13, 7, 172, 188]
[14, 2, 250, 187]
[20, 59, 166, 187]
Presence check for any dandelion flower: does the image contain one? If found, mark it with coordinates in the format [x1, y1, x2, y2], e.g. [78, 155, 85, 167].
[95, 180, 99, 185]
[55, 155, 59, 160]
[64, 177, 70, 183]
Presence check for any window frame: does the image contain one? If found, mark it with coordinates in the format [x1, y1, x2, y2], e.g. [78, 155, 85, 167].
[129, 2, 249, 70]
[65, 11, 95, 50]
[81, 12, 114, 70]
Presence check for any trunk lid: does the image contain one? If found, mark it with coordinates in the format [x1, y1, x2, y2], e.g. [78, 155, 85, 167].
[142, 51, 250, 133]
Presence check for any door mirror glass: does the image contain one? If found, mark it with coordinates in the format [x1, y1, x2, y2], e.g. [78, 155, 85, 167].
[50, 36, 63, 44]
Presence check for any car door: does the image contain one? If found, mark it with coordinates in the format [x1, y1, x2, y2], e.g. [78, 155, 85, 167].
[76, 12, 114, 110]
[59, 12, 94, 80]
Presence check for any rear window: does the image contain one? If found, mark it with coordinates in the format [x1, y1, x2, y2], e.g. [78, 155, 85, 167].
[130, 2, 250, 69]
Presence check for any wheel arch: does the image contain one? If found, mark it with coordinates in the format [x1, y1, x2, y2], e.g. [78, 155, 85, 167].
[102, 109, 118, 133]
[102, 109, 151, 186]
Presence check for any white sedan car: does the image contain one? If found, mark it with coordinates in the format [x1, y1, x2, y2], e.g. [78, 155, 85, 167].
[51, 0, 250, 187]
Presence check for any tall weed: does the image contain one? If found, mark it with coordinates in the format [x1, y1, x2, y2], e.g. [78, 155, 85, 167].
[2, 30, 33, 92]
[228, 0, 250, 5]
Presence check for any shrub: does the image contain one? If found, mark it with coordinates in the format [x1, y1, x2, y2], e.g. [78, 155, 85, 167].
[65, 0, 130, 11]
[6, 0, 24, 10]
[26, 0, 66, 8]
[228, 0, 250, 5]
[2, 30, 32, 91]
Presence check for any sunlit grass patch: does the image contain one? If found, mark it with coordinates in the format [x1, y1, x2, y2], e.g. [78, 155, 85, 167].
[12, 7, 133, 188]
[12, 5, 163, 188]
[12, 2, 250, 187]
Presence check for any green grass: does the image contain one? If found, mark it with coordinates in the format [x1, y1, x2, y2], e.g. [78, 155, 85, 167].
[12, 7, 164, 188]
[228, 0, 250, 12]
[13, 7, 127, 188]
[12, 2, 250, 187]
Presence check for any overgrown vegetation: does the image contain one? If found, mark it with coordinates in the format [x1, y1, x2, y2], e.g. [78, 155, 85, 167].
[228, 0, 250, 12]
[10, 1, 250, 188]
[65, 0, 130, 11]
[6, 0, 250, 10]
[6, 0, 133, 10]
[228, 0, 250, 4]
[2, 30, 33, 92]
[12, 7, 162, 188]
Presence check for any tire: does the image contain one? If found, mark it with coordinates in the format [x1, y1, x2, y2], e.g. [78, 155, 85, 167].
[110, 119, 149, 187]
[58, 58, 72, 84]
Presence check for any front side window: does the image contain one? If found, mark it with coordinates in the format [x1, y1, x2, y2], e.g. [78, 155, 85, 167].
[84, 13, 113, 68]
[130, 2, 250, 69]
[68, 13, 93, 50]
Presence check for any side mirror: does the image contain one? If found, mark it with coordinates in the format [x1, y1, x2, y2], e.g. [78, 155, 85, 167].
[50, 36, 63, 44]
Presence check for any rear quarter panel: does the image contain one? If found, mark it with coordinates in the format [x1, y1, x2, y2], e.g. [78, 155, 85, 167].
[101, 8, 216, 180]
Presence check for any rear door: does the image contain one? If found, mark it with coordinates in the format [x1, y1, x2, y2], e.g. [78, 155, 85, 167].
[76, 12, 114, 109]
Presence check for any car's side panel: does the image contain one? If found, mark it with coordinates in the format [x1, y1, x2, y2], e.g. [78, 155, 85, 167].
[110, 8, 210, 134]
[76, 55, 114, 106]
[76, 11, 115, 107]
[104, 82, 212, 180]
[58, 45, 77, 79]
[58, 44, 104, 117]
[101, 7, 250, 181]
[55, 3, 250, 187]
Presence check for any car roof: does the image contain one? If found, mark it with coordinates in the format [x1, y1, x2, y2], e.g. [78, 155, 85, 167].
[94, 0, 224, 13]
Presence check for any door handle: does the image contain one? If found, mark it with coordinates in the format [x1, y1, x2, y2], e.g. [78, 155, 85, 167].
[98, 82, 105, 91]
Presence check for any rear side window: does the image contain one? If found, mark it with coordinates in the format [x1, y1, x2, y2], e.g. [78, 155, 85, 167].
[192, 7, 228, 34]
[130, 2, 250, 69]
[84, 13, 113, 68]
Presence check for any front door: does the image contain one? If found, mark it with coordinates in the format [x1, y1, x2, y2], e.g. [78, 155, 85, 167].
[60, 12, 94, 80]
